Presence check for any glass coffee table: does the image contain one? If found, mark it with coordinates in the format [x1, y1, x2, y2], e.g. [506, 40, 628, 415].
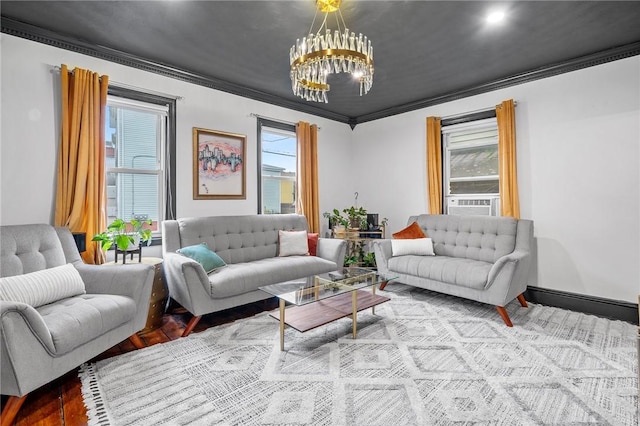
[260, 267, 395, 351]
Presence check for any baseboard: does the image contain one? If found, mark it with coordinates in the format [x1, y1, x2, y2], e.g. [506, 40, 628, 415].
[524, 286, 638, 325]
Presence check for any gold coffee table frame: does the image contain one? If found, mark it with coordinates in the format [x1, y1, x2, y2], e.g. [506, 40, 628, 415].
[260, 268, 393, 351]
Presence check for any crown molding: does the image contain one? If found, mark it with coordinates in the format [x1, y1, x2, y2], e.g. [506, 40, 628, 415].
[0, 17, 351, 125]
[354, 40, 640, 126]
[3, 16, 639, 128]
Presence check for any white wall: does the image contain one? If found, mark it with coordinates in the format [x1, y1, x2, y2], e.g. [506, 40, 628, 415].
[352, 57, 640, 303]
[2, 34, 638, 303]
[0, 35, 353, 236]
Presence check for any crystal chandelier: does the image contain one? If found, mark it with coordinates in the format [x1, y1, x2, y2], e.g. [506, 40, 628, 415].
[289, 0, 374, 103]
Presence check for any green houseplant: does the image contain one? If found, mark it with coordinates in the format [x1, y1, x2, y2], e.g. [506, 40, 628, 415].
[343, 206, 367, 229]
[323, 209, 349, 229]
[92, 218, 153, 252]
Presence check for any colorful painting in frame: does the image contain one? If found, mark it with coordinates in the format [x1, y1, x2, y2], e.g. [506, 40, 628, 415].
[193, 127, 246, 199]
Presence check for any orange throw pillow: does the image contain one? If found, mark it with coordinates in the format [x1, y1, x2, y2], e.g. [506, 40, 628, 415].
[392, 222, 426, 239]
[307, 233, 319, 256]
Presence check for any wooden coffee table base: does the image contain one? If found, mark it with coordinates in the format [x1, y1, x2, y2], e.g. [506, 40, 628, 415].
[269, 289, 390, 351]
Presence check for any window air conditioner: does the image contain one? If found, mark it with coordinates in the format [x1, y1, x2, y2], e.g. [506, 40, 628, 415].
[447, 197, 499, 216]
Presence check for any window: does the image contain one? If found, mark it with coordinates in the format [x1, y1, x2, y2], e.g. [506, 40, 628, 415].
[105, 88, 176, 233]
[257, 118, 297, 214]
[442, 117, 499, 215]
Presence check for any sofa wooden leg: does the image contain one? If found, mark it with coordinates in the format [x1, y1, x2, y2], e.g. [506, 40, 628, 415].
[129, 333, 145, 349]
[517, 293, 528, 307]
[379, 281, 388, 291]
[496, 306, 513, 327]
[1, 394, 28, 426]
[182, 315, 202, 337]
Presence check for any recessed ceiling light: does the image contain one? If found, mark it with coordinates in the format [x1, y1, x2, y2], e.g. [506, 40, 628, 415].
[487, 11, 505, 24]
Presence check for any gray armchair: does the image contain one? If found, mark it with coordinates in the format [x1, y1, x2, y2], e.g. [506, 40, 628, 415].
[0, 224, 154, 425]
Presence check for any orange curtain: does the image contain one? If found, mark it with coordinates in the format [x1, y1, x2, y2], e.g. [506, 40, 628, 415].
[55, 64, 109, 264]
[426, 116, 443, 214]
[496, 99, 520, 219]
[296, 121, 320, 233]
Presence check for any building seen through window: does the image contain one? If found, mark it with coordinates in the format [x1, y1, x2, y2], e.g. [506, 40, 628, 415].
[258, 119, 297, 214]
[105, 95, 170, 232]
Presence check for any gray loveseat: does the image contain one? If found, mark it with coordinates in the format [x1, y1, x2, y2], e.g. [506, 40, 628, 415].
[162, 214, 347, 336]
[0, 224, 154, 424]
[374, 214, 533, 326]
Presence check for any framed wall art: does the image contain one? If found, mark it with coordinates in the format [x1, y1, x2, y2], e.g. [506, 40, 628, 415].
[193, 127, 246, 199]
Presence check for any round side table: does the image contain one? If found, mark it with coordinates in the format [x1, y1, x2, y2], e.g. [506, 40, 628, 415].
[104, 257, 168, 333]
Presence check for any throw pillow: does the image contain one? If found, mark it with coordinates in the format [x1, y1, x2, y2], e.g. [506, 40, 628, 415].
[279, 230, 309, 256]
[307, 233, 319, 256]
[391, 238, 435, 256]
[392, 221, 427, 239]
[0, 263, 86, 308]
[177, 242, 226, 274]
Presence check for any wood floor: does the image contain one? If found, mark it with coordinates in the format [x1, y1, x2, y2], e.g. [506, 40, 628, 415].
[1, 298, 279, 426]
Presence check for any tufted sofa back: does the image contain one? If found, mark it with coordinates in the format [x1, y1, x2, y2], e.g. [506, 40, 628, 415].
[407, 214, 521, 263]
[0, 224, 69, 278]
[162, 214, 309, 264]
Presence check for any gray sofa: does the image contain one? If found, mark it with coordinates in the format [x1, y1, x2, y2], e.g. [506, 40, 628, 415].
[374, 214, 533, 326]
[0, 224, 154, 424]
[162, 214, 347, 336]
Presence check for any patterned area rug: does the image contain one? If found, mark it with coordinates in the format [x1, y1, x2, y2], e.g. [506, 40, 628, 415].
[80, 284, 638, 425]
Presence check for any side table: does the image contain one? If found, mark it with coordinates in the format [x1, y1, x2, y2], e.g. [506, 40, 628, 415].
[104, 257, 168, 333]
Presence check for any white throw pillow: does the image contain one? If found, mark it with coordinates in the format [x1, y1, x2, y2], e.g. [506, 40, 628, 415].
[391, 238, 435, 256]
[278, 230, 309, 256]
[0, 263, 86, 308]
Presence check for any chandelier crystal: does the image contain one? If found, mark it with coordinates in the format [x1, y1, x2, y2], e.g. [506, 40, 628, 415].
[289, 0, 374, 103]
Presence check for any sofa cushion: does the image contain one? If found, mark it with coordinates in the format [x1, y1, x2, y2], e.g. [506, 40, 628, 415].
[177, 243, 226, 273]
[307, 233, 319, 256]
[392, 221, 426, 239]
[388, 255, 492, 290]
[0, 263, 86, 308]
[391, 238, 435, 256]
[206, 256, 337, 299]
[37, 294, 136, 355]
[279, 230, 309, 256]
[1, 224, 67, 277]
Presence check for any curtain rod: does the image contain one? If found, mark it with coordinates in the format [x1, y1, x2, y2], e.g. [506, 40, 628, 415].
[50, 65, 183, 101]
[250, 113, 297, 127]
[440, 101, 518, 121]
[249, 113, 321, 130]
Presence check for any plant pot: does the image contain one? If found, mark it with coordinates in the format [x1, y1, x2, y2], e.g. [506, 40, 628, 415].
[122, 234, 141, 251]
[345, 229, 359, 238]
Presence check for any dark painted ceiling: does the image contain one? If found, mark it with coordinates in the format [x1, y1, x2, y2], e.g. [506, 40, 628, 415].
[2, 1, 640, 125]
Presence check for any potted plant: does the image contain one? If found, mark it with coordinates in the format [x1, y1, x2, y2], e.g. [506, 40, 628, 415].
[344, 254, 359, 267]
[92, 218, 153, 252]
[323, 209, 349, 234]
[343, 206, 367, 229]
[362, 252, 377, 268]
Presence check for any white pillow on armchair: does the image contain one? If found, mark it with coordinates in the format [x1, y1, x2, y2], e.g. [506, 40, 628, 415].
[0, 263, 86, 307]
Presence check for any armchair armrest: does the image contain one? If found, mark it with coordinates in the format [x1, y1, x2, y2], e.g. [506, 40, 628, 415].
[316, 238, 347, 268]
[372, 240, 393, 274]
[1, 301, 56, 355]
